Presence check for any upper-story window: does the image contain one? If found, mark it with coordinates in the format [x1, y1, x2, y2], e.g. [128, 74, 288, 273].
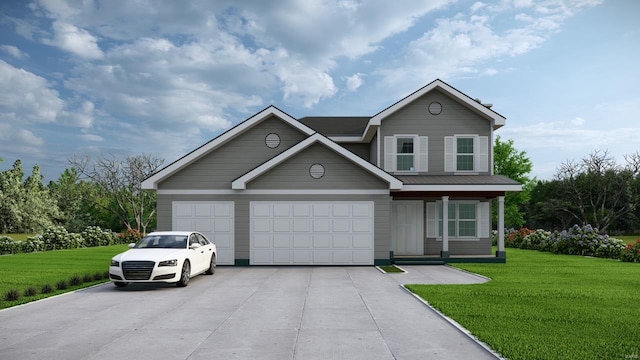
[384, 135, 428, 173]
[444, 135, 488, 173]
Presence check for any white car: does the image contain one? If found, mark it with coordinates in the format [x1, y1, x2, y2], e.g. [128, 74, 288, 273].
[109, 231, 217, 287]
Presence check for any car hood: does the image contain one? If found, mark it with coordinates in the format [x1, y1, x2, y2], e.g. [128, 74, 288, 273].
[114, 248, 186, 263]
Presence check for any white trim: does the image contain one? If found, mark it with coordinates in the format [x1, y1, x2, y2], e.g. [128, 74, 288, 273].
[328, 136, 363, 142]
[402, 184, 522, 192]
[376, 127, 381, 168]
[142, 106, 315, 190]
[435, 200, 481, 240]
[232, 133, 403, 190]
[158, 189, 391, 195]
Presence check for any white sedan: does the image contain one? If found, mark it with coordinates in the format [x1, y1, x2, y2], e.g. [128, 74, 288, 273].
[109, 231, 217, 287]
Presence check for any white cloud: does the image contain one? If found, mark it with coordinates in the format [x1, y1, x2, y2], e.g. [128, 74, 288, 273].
[0, 60, 63, 123]
[44, 21, 104, 59]
[571, 117, 586, 126]
[0, 45, 28, 59]
[345, 73, 365, 91]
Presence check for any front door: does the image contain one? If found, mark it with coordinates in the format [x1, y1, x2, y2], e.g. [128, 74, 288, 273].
[392, 201, 424, 256]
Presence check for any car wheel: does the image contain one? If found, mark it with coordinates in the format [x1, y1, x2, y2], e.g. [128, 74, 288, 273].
[114, 282, 128, 287]
[176, 260, 190, 287]
[205, 254, 216, 275]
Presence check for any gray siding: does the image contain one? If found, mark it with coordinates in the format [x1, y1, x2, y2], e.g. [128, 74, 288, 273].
[424, 238, 492, 256]
[340, 143, 370, 161]
[369, 133, 378, 167]
[247, 143, 388, 190]
[157, 194, 392, 261]
[380, 90, 493, 175]
[158, 116, 308, 190]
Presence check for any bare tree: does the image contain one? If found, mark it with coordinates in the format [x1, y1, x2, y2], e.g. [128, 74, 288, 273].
[554, 150, 638, 233]
[70, 153, 164, 233]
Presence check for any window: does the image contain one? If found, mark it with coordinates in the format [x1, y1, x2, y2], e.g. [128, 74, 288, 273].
[437, 202, 477, 238]
[384, 135, 428, 173]
[396, 137, 414, 171]
[444, 135, 489, 173]
[456, 137, 475, 171]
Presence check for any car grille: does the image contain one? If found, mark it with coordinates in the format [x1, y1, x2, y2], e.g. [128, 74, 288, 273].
[122, 261, 155, 280]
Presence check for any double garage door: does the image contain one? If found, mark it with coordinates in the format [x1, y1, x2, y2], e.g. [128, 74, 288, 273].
[250, 201, 374, 265]
[172, 201, 375, 266]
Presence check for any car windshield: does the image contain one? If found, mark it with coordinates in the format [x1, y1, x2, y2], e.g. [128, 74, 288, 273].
[134, 235, 187, 249]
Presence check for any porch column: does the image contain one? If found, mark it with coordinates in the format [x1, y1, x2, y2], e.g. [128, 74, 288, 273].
[441, 196, 450, 258]
[496, 196, 506, 258]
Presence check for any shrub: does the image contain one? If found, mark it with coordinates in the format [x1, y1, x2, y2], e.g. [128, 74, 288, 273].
[621, 239, 640, 263]
[82, 274, 93, 283]
[20, 235, 45, 253]
[56, 280, 68, 290]
[119, 228, 144, 244]
[69, 275, 82, 286]
[41, 284, 53, 294]
[82, 226, 118, 247]
[24, 287, 38, 297]
[505, 228, 535, 248]
[42, 225, 72, 250]
[0, 235, 19, 255]
[93, 272, 105, 281]
[4, 289, 20, 301]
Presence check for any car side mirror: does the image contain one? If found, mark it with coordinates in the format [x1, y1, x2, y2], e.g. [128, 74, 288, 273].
[189, 243, 202, 250]
[128, 243, 136, 248]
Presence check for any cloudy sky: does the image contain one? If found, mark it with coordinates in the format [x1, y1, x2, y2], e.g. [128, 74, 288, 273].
[0, 0, 638, 182]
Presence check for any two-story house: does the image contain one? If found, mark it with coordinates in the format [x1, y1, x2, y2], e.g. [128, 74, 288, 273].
[141, 79, 521, 266]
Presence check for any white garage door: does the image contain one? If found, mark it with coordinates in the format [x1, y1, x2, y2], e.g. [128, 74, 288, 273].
[172, 201, 234, 265]
[250, 201, 374, 265]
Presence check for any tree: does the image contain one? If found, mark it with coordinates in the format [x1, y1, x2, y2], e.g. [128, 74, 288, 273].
[0, 160, 58, 233]
[492, 136, 534, 228]
[49, 168, 99, 232]
[69, 153, 164, 233]
[550, 150, 638, 233]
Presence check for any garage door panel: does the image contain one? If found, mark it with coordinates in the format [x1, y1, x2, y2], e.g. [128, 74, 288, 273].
[293, 235, 312, 248]
[173, 201, 234, 265]
[250, 201, 374, 265]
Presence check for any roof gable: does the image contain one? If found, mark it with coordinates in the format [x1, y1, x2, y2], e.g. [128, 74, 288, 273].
[142, 106, 315, 189]
[232, 133, 402, 190]
[361, 79, 506, 141]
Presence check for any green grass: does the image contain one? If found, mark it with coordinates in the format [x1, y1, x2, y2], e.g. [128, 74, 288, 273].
[406, 249, 640, 360]
[379, 265, 404, 273]
[0, 245, 129, 309]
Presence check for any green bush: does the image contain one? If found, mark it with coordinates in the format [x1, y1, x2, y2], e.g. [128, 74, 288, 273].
[42, 225, 72, 250]
[621, 239, 640, 263]
[20, 235, 45, 253]
[0, 235, 19, 254]
[81, 226, 117, 247]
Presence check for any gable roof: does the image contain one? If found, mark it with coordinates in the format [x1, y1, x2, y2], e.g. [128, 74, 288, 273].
[231, 133, 403, 190]
[141, 106, 315, 190]
[361, 79, 506, 141]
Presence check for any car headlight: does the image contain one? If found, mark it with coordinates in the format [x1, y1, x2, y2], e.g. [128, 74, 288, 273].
[158, 259, 178, 267]
[110, 260, 120, 267]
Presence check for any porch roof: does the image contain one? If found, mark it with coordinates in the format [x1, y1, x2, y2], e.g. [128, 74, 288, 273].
[395, 175, 522, 192]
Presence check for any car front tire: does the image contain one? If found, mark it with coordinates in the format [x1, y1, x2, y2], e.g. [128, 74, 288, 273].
[176, 260, 190, 287]
[205, 254, 216, 275]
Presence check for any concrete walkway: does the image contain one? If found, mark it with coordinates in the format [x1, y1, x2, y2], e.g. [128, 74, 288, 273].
[0, 266, 498, 360]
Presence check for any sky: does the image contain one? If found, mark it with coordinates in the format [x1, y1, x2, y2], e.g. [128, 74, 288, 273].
[0, 0, 638, 183]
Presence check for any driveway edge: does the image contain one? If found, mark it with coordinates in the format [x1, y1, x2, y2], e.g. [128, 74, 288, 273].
[400, 285, 505, 360]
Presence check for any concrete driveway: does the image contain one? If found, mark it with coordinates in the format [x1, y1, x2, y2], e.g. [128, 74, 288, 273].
[0, 266, 498, 360]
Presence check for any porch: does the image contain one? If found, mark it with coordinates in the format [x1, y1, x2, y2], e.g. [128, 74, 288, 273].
[392, 253, 506, 265]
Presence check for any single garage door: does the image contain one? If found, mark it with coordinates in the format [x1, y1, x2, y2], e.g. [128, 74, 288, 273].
[250, 201, 374, 265]
[172, 201, 234, 265]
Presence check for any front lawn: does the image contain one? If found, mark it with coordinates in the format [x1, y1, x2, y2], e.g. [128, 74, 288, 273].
[406, 249, 640, 360]
[0, 245, 129, 309]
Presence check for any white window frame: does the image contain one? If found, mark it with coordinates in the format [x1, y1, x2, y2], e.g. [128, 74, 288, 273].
[426, 201, 490, 241]
[384, 135, 428, 173]
[444, 135, 489, 174]
[437, 201, 478, 239]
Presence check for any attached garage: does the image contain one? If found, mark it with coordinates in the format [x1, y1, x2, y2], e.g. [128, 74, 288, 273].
[172, 201, 235, 265]
[250, 201, 374, 265]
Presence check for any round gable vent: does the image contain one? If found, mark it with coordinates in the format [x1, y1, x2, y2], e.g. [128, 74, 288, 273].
[309, 164, 325, 179]
[265, 133, 281, 148]
[428, 101, 442, 115]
